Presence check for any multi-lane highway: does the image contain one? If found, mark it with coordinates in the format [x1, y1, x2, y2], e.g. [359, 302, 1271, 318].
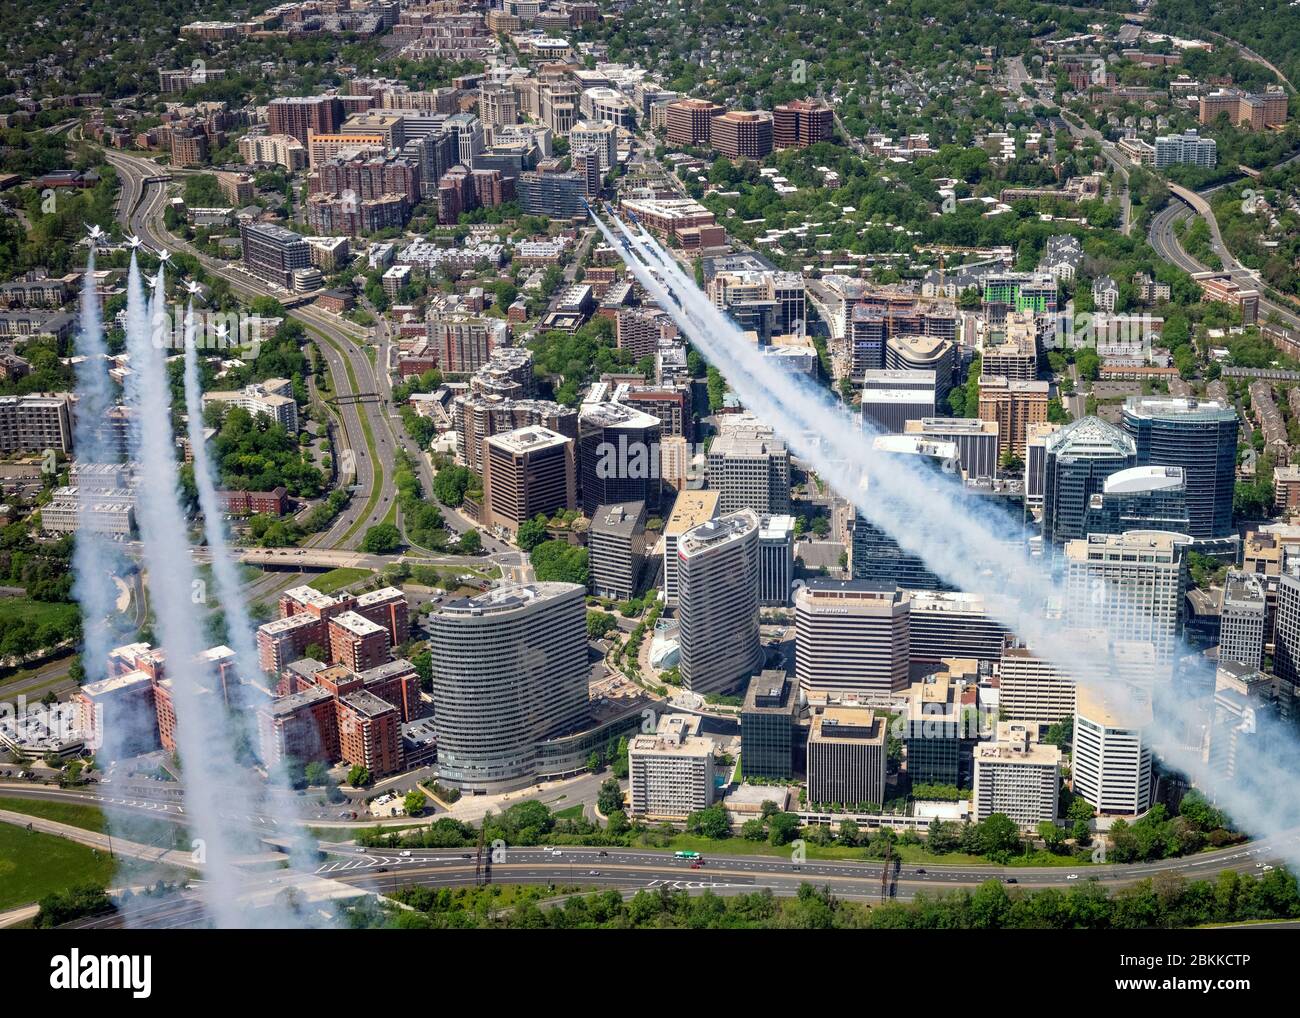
[1149, 180, 1300, 334]
[56, 829, 1300, 928]
[106, 149, 402, 551]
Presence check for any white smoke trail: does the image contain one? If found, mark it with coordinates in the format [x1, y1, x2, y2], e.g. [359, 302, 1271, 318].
[125, 262, 250, 927]
[181, 303, 261, 696]
[70, 249, 125, 684]
[180, 303, 322, 884]
[595, 211, 1300, 861]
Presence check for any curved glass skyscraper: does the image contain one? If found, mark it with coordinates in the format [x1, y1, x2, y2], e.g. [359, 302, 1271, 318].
[1121, 397, 1239, 540]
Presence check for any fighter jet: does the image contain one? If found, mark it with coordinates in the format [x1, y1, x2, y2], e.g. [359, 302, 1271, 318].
[85, 223, 107, 246]
[125, 234, 145, 251]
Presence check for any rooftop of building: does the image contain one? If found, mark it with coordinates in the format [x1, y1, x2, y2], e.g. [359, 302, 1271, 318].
[1102, 464, 1185, 495]
[591, 501, 646, 537]
[440, 581, 583, 616]
[485, 424, 572, 455]
[678, 509, 759, 557]
[663, 489, 721, 536]
[1076, 684, 1152, 730]
[810, 707, 884, 744]
[340, 689, 397, 718]
[975, 722, 1061, 765]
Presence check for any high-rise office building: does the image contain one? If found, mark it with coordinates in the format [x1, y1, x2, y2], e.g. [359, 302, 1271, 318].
[710, 110, 774, 159]
[849, 436, 958, 591]
[588, 501, 648, 601]
[909, 592, 1009, 664]
[661, 489, 720, 604]
[1219, 571, 1266, 671]
[1073, 686, 1153, 816]
[794, 580, 910, 697]
[757, 514, 795, 606]
[481, 425, 576, 534]
[627, 713, 716, 819]
[972, 721, 1061, 830]
[427, 582, 589, 792]
[903, 668, 975, 786]
[706, 415, 791, 514]
[578, 402, 663, 515]
[267, 96, 344, 145]
[1271, 549, 1300, 687]
[806, 706, 886, 807]
[1042, 416, 1136, 545]
[240, 221, 312, 290]
[1064, 530, 1191, 664]
[978, 376, 1049, 459]
[677, 509, 762, 694]
[904, 418, 1000, 480]
[1082, 465, 1190, 537]
[740, 671, 798, 781]
[773, 99, 834, 149]
[665, 97, 723, 148]
[1121, 397, 1239, 539]
[861, 370, 937, 435]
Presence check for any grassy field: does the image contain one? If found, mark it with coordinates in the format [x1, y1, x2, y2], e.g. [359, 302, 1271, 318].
[309, 567, 373, 594]
[552, 804, 586, 822]
[0, 797, 188, 849]
[0, 597, 80, 632]
[0, 821, 116, 910]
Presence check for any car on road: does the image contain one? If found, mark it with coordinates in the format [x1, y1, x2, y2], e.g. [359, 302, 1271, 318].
[588, 870, 600, 876]
[1066, 874, 1079, 880]
[915, 868, 926, 875]
[356, 847, 367, 853]
[1005, 877, 1017, 884]
[399, 850, 411, 857]
[690, 862, 703, 869]
[598, 850, 609, 857]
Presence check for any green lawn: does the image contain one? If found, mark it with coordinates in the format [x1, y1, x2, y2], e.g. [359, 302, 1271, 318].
[0, 598, 81, 632]
[309, 567, 373, 595]
[0, 821, 116, 911]
[552, 804, 586, 821]
[0, 797, 188, 849]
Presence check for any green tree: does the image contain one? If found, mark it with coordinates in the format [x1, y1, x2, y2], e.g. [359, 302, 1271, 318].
[404, 791, 426, 817]
[516, 514, 549, 551]
[597, 777, 624, 815]
[347, 764, 372, 787]
[361, 523, 402, 554]
[686, 804, 731, 840]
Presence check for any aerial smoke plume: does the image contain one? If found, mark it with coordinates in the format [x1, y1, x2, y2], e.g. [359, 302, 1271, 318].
[122, 263, 258, 926]
[70, 249, 124, 685]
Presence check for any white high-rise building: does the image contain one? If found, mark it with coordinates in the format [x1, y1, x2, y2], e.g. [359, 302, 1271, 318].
[427, 582, 588, 792]
[677, 509, 762, 694]
[795, 581, 910, 697]
[1073, 686, 1153, 816]
[661, 489, 720, 604]
[627, 714, 716, 819]
[706, 414, 791, 514]
[1063, 530, 1190, 664]
[1219, 571, 1265, 671]
[973, 721, 1061, 830]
